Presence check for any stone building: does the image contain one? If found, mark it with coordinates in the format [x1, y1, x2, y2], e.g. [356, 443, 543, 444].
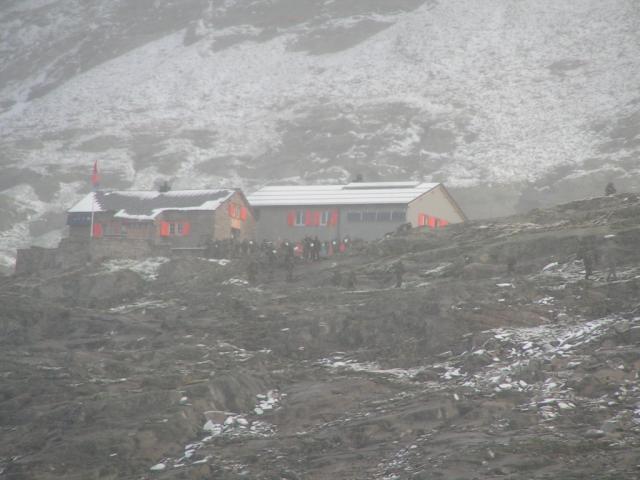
[66, 189, 255, 247]
[248, 181, 466, 242]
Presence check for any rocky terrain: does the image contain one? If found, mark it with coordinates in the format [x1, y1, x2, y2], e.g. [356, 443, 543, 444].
[1, 193, 640, 479]
[1, 0, 640, 271]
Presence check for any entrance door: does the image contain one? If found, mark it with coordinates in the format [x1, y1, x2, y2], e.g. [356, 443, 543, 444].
[231, 228, 241, 240]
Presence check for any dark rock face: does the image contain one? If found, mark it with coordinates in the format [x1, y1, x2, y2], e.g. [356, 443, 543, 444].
[1, 195, 640, 479]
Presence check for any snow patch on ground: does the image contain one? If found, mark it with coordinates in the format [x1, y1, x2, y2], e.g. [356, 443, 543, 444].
[109, 299, 173, 314]
[317, 354, 422, 379]
[440, 315, 636, 420]
[222, 278, 249, 286]
[206, 258, 231, 266]
[101, 257, 169, 281]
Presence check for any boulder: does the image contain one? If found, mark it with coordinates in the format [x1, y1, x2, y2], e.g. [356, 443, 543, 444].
[584, 429, 605, 439]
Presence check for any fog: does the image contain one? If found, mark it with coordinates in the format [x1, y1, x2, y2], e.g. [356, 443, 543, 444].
[1, 1, 640, 479]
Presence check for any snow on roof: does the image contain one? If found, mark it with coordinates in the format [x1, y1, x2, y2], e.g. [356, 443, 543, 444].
[343, 181, 422, 189]
[248, 182, 440, 207]
[68, 192, 103, 213]
[68, 189, 235, 219]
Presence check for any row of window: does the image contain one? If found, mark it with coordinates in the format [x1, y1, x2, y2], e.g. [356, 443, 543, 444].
[346, 211, 406, 223]
[93, 221, 194, 238]
[287, 210, 338, 227]
[160, 221, 191, 237]
[91, 222, 155, 238]
[286, 209, 408, 226]
[418, 214, 448, 228]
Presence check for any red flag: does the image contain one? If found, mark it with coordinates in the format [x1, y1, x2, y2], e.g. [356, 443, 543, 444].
[91, 160, 100, 188]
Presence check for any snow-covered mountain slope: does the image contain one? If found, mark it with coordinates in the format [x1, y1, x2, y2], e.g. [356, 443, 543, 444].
[1, 0, 639, 271]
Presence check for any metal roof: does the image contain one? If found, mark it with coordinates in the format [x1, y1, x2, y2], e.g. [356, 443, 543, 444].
[248, 182, 440, 207]
[68, 189, 235, 220]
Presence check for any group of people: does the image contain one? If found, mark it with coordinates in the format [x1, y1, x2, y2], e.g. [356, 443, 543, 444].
[301, 236, 322, 262]
[326, 260, 406, 290]
[300, 236, 352, 261]
[243, 236, 356, 284]
[576, 235, 619, 281]
[207, 237, 354, 263]
[501, 235, 621, 282]
[205, 238, 259, 259]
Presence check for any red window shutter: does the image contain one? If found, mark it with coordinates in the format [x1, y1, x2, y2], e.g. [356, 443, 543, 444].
[92, 223, 103, 238]
[160, 221, 170, 237]
[313, 211, 321, 226]
[329, 209, 339, 226]
[240, 207, 248, 221]
[418, 214, 426, 226]
[439, 219, 448, 228]
[305, 209, 313, 226]
[428, 216, 437, 229]
[287, 211, 295, 226]
[228, 203, 235, 218]
[182, 222, 191, 236]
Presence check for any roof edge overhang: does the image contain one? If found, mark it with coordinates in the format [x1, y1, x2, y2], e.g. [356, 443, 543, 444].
[250, 201, 413, 207]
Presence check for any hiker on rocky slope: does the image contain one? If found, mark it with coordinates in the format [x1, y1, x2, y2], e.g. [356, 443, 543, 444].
[577, 239, 595, 280]
[393, 260, 405, 288]
[602, 236, 618, 282]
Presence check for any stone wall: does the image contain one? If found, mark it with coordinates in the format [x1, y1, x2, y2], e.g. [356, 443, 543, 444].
[14, 247, 62, 275]
[87, 238, 170, 262]
[14, 238, 171, 275]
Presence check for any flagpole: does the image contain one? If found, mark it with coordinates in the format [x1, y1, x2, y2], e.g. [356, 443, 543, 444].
[90, 192, 95, 239]
[90, 160, 99, 239]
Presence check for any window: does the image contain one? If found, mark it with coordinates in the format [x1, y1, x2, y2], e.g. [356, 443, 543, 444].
[348, 210, 408, 222]
[295, 210, 305, 226]
[320, 210, 330, 226]
[228, 202, 246, 220]
[376, 211, 392, 222]
[160, 221, 190, 237]
[362, 212, 376, 222]
[392, 211, 406, 222]
[347, 212, 362, 222]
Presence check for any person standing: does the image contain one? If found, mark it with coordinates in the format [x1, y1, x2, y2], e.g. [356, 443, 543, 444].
[506, 254, 517, 275]
[345, 271, 357, 290]
[577, 239, 595, 280]
[284, 255, 295, 282]
[605, 182, 617, 196]
[603, 236, 618, 282]
[331, 268, 342, 287]
[246, 258, 258, 284]
[393, 260, 405, 288]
